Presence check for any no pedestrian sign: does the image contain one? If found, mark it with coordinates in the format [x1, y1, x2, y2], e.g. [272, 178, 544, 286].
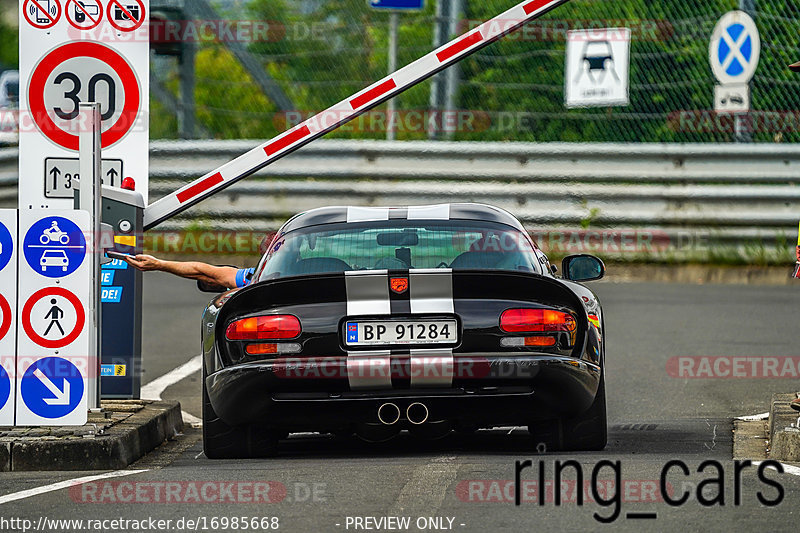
[21, 287, 86, 349]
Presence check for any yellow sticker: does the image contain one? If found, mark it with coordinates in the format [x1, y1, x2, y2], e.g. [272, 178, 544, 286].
[114, 235, 137, 247]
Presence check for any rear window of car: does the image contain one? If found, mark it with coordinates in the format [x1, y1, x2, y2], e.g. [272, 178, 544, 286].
[257, 221, 542, 281]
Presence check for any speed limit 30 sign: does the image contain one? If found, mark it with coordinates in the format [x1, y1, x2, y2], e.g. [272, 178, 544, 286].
[29, 41, 141, 151]
[18, 0, 149, 208]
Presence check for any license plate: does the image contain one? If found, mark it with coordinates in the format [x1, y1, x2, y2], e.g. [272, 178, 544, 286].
[345, 320, 458, 346]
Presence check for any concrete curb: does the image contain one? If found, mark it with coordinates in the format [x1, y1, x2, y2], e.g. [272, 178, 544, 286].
[0, 400, 183, 472]
[768, 393, 800, 462]
[733, 419, 768, 461]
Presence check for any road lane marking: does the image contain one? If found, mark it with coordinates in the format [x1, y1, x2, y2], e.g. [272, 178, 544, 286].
[141, 354, 202, 400]
[754, 461, 800, 477]
[140, 354, 202, 426]
[388, 456, 459, 516]
[0, 469, 147, 505]
[736, 412, 769, 421]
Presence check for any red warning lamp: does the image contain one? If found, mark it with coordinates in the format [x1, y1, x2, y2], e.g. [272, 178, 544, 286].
[121, 177, 136, 191]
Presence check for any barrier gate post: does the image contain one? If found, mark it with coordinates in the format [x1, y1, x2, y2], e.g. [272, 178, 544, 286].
[99, 187, 144, 399]
[74, 104, 145, 400]
[78, 103, 102, 410]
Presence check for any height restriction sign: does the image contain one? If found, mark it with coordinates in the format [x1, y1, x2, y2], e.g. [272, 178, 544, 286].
[18, 0, 150, 209]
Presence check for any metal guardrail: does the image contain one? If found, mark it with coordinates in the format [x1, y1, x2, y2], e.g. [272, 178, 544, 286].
[2, 140, 798, 258]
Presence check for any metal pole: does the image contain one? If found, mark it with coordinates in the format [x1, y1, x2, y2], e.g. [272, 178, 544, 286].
[387, 12, 399, 141]
[78, 103, 102, 411]
[428, 0, 445, 139]
[736, 0, 756, 143]
[179, 42, 196, 140]
[443, 0, 463, 140]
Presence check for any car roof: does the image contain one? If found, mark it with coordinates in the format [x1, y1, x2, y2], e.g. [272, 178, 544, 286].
[279, 203, 527, 234]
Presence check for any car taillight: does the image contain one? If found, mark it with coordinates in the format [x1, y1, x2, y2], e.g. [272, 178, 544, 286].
[245, 343, 301, 356]
[245, 343, 278, 355]
[500, 309, 576, 333]
[226, 315, 301, 341]
[525, 336, 557, 347]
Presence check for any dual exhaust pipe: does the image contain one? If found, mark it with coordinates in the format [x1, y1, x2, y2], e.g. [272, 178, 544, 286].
[377, 402, 429, 425]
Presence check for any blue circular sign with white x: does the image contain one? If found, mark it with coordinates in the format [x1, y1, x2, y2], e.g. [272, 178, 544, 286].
[23, 216, 87, 279]
[718, 24, 752, 77]
[21, 357, 85, 419]
[709, 11, 760, 85]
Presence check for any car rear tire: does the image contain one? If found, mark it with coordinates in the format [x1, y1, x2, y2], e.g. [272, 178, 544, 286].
[202, 364, 280, 459]
[528, 373, 607, 452]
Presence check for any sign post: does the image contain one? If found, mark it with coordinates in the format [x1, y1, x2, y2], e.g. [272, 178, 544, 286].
[709, 10, 760, 138]
[18, 0, 150, 209]
[19, 0, 149, 403]
[368, 0, 426, 141]
[16, 210, 90, 426]
[78, 102, 102, 410]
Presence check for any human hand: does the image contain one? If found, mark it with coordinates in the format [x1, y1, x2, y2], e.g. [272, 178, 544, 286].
[124, 254, 163, 272]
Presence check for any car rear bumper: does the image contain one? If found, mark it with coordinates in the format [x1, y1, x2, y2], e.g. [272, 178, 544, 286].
[206, 354, 601, 428]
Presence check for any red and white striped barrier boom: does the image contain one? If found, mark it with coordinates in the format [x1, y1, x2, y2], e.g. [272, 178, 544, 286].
[143, 0, 571, 230]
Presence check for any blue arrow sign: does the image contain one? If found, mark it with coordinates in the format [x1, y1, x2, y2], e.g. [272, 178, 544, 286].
[21, 357, 84, 419]
[0, 221, 12, 272]
[368, 0, 425, 11]
[22, 216, 87, 278]
[0, 364, 10, 411]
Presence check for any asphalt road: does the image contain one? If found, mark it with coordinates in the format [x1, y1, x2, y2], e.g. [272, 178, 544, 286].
[2, 273, 800, 532]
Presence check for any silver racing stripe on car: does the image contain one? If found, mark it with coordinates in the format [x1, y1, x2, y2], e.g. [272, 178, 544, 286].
[346, 351, 393, 390]
[407, 204, 450, 220]
[346, 204, 450, 223]
[345, 271, 393, 390]
[408, 269, 455, 314]
[410, 348, 454, 388]
[347, 206, 390, 223]
[345, 269, 455, 390]
[408, 269, 455, 388]
[345, 270, 391, 316]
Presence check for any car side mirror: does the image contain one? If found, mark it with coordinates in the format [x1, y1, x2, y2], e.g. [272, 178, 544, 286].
[197, 280, 229, 293]
[562, 254, 605, 282]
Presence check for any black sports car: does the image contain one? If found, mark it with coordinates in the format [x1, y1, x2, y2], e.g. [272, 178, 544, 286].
[200, 204, 607, 458]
